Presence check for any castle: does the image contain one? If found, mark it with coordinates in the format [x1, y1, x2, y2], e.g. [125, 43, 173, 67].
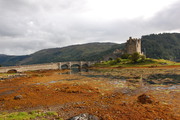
[103, 37, 142, 61]
[125, 37, 142, 55]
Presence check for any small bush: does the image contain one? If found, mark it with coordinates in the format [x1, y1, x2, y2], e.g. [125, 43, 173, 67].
[129, 52, 141, 63]
[140, 55, 146, 62]
[115, 58, 121, 63]
[109, 60, 117, 65]
[108, 58, 113, 61]
[121, 53, 130, 59]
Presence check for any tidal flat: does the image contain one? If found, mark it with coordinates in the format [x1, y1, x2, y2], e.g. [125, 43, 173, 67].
[0, 66, 180, 120]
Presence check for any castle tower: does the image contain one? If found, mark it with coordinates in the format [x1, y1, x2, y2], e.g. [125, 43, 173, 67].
[125, 37, 142, 54]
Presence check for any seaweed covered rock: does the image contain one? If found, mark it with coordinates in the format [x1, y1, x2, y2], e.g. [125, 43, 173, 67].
[14, 95, 23, 100]
[69, 113, 99, 120]
[137, 94, 154, 104]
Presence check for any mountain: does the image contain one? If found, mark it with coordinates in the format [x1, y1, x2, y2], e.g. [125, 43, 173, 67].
[0, 54, 29, 66]
[0, 33, 180, 66]
[18, 42, 124, 65]
[0, 42, 124, 66]
[141, 33, 180, 61]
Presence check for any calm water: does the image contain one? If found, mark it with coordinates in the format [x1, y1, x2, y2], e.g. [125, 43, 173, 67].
[65, 68, 180, 91]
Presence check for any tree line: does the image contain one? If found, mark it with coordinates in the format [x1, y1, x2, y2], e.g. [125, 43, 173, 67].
[141, 33, 180, 61]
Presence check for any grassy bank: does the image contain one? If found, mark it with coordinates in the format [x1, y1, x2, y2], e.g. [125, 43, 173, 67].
[94, 58, 180, 68]
[0, 110, 61, 120]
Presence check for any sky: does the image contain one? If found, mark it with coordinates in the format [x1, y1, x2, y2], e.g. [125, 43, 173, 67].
[0, 0, 180, 55]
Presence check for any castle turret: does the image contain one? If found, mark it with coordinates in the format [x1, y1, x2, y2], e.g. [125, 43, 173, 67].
[125, 37, 142, 54]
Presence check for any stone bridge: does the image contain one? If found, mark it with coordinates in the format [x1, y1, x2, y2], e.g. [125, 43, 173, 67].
[0, 61, 96, 73]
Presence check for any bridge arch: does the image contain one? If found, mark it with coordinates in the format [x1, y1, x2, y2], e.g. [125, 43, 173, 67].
[82, 63, 89, 68]
[60, 64, 69, 69]
[71, 64, 81, 68]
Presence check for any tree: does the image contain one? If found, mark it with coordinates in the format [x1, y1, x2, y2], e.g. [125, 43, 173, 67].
[121, 53, 130, 59]
[130, 52, 141, 63]
[115, 58, 121, 63]
[108, 58, 113, 61]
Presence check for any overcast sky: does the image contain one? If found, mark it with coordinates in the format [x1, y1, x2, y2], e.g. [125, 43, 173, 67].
[0, 0, 180, 55]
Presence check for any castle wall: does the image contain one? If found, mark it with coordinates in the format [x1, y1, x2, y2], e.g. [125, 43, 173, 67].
[126, 37, 142, 54]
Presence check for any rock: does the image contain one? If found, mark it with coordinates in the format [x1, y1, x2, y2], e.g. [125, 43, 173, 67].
[137, 94, 153, 104]
[160, 62, 167, 65]
[14, 95, 23, 100]
[68, 113, 99, 120]
[0, 98, 5, 101]
[7, 69, 17, 73]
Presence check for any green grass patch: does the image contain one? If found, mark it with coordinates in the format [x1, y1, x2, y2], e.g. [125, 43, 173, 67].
[94, 58, 179, 68]
[0, 73, 18, 78]
[0, 111, 59, 120]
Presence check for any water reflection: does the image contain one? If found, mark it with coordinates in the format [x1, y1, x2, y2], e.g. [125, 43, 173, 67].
[61, 67, 89, 75]
[60, 68, 180, 92]
[71, 67, 89, 74]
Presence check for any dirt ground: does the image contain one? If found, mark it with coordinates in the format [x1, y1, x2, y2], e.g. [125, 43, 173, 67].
[0, 66, 180, 120]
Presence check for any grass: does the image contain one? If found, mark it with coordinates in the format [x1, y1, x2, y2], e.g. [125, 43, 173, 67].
[0, 111, 60, 120]
[0, 73, 18, 78]
[94, 58, 179, 68]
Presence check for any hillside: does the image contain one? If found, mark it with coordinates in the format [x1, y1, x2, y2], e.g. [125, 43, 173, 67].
[18, 42, 123, 65]
[142, 33, 180, 61]
[0, 54, 29, 66]
[0, 43, 123, 66]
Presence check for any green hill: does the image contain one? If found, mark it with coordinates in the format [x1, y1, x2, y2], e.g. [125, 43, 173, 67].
[18, 42, 121, 65]
[141, 33, 180, 61]
[0, 54, 28, 66]
[0, 43, 122, 66]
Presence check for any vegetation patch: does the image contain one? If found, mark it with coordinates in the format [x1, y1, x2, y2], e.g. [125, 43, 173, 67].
[94, 52, 179, 67]
[0, 111, 59, 120]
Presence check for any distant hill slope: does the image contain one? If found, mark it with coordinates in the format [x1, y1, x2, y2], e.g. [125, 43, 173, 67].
[18, 42, 122, 65]
[141, 33, 180, 61]
[0, 33, 180, 66]
[0, 54, 29, 66]
[0, 42, 123, 66]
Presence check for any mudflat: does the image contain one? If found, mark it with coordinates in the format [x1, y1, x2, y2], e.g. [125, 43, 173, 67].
[0, 66, 180, 120]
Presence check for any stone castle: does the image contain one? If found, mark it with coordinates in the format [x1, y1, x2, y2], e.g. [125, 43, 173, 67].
[103, 37, 142, 61]
[125, 37, 142, 55]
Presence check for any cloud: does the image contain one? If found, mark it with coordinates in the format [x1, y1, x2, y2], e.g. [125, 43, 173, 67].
[0, 0, 179, 55]
[148, 1, 180, 31]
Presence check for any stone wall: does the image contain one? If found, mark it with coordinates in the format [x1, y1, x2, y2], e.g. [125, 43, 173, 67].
[0, 61, 95, 73]
[0, 63, 59, 73]
[126, 37, 142, 54]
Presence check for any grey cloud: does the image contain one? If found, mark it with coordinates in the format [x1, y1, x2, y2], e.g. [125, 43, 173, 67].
[0, 0, 33, 13]
[146, 1, 180, 31]
[0, 0, 180, 55]
[0, 0, 39, 37]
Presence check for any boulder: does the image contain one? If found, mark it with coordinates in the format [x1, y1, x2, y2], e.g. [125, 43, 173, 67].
[14, 95, 23, 100]
[0, 98, 5, 101]
[7, 69, 17, 73]
[137, 94, 154, 104]
[68, 113, 99, 120]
